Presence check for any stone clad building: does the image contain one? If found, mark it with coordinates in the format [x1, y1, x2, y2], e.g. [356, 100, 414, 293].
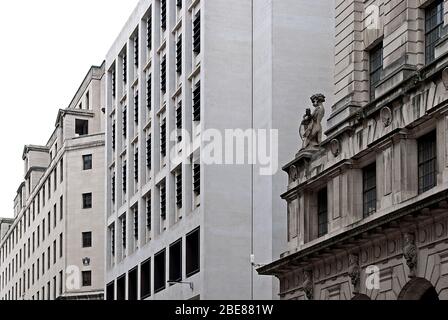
[104, 0, 334, 300]
[0, 65, 106, 300]
[258, 0, 448, 300]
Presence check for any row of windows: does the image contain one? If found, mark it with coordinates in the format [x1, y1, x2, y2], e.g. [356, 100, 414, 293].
[369, 0, 444, 101]
[106, 227, 200, 300]
[315, 131, 437, 238]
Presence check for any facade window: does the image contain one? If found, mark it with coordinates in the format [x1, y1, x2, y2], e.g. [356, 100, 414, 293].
[176, 170, 182, 209]
[146, 197, 152, 232]
[133, 207, 139, 241]
[176, 101, 182, 142]
[193, 164, 200, 196]
[160, 0, 167, 31]
[86, 91, 90, 110]
[134, 91, 139, 124]
[134, 35, 139, 67]
[146, 15, 152, 50]
[418, 131, 437, 194]
[111, 69, 116, 98]
[193, 81, 201, 121]
[60, 159, 63, 183]
[75, 119, 89, 136]
[117, 275, 126, 300]
[60, 196, 63, 220]
[112, 120, 116, 150]
[122, 53, 127, 84]
[193, 11, 201, 54]
[123, 161, 127, 193]
[83, 154, 93, 170]
[128, 267, 138, 300]
[82, 193, 92, 209]
[317, 188, 328, 238]
[369, 43, 383, 102]
[110, 224, 116, 257]
[121, 215, 127, 249]
[141, 258, 151, 298]
[186, 228, 200, 277]
[160, 119, 167, 157]
[169, 240, 182, 282]
[82, 271, 92, 287]
[82, 232, 92, 248]
[146, 74, 152, 111]
[160, 55, 166, 93]
[177, 0, 182, 8]
[160, 181, 166, 220]
[425, 0, 444, 64]
[146, 134, 152, 170]
[134, 147, 139, 183]
[154, 249, 166, 293]
[112, 172, 116, 203]
[123, 106, 127, 138]
[59, 233, 63, 258]
[363, 163, 377, 217]
[176, 34, 182, 74]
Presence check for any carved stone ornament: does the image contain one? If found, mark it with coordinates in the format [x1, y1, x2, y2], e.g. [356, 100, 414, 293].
[442, 67, 448, 90]
[348, 254, 361, 294]
[330, 139, 340, 157]
[83, 257, 91, 266]
[403, 233, 417, 278]
[289, 165, 298, 182]
[380, 106, 392, 127]
[302, 269, 314, 300]
[299, 94, 326, 150]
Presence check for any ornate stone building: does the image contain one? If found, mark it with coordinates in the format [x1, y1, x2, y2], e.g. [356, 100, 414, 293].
[258, 0, 448, 300]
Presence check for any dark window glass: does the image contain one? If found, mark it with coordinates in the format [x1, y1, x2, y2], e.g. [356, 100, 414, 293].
[160, 0, 167, 31]
[317, 188, 328, 237]
[134, 91, 139, 124]
[160, 120, 166, 157]
[134, 36, 139, 67]
[369, 43, 383, 101]
[106, 281, 115, 300]
[193, 81, 201, 121]
[128, 267, 138, 300]
[82, 193, 92, 209]
[82, 271, 92, 287]
[122, 54, 127, 84]
[146, 197, 152, 231]
[75, 119, 88, 136]
[83, 154, 92, 170]
[154, 249, 166, 293]
[418, 131, 437, 194]
[160, 181, 166, 220]
[134, 147, 139, 182]
[123, 106, 127, 138]
[116, 275, 126, 300]
[176, 170, 182, 209]
[186, 228, 200, 277]
[146, 135, 152, 170]
[141, 258, 151, 298]
[133, 207, 139, 240]
[121, 215, 127, 249]
[147, 15, 152, 50]
[123, 161, 127, 193]
[160, 55, 166, 93]
[193, 12, 201, 54]
[169, 240, 182, 283]
[176, 35, 182, 74]
[193, 164, 200, 195]
[425, 0, 444, 64]
[146, 74, 152, 111]
[363, 163, 377, 217]
[82, 232, 92, 248]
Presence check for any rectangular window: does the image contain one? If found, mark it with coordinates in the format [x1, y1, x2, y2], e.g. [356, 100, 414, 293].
[59, 233, 63, 258]
[123, 161, 127, 193]
[112, 120, 116, 149]
[123, 106, 127, 138]
[82, 232, 92, 248]
[106, 281, 115, 300]
[146, 135, 152, 170]
[169, 239, 182, 282]
[186, 228, 200, 277]
[60, 159, 63, 183]
[75, 119, 89, 136]
[363, 163, 377, 217]
[176, 170, 182, 209]
[134, 147, 139, 183]
[193, 81, 201, 121]
[146, 15, 152, 50]
[82, 193, 92, 209]
[160, 119, 166, 157]
[160, 181, 166, 220]
[160, 55, 166, 93]
[317, 188, 328, 237]
[60, 196, 63, 220]
[133, 207, 139, 241]
[134, 91, 139, 124]
[425, 0, 444, 64]
[418, 131, 437, 194]
[82, 271, 92, 287]
[134, 35, 139, 67]
[146, 197, 152, 232]
[121, 215, 127, 249]
[141, 258, 151, 298]
[193, 164, 200, 196]
[111, 69, 116, 98]
[53, 204, 57, 228]
[154, 249, 166, 293]
[110, 224, 116, 257]
[53, 240, 56, 264]
[193, 12, 201, 54]
[83, 154, 93, 170]
[122, 54, 127, 84]
[176, 101, 182, 142]
[160, 0, 167, 31]
[128, 267, 138, 300]
[146, 75, 152, 114]
[112, 172, 116, 203]
[176, 34, 182, 74]
[369, 43, 383, 102]
[117, 275, 126, 300]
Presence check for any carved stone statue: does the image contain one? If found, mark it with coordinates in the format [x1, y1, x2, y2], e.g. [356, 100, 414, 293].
[348, 254, 361, 294]
[403, 233, 417, 278]
[299, 94, 326, 150]
[302, 269, 314, 300]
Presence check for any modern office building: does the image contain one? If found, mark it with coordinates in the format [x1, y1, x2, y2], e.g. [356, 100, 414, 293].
[0, 65, 106, 300]
[258, 0, 448, 300]
[104, 0, 334, 300]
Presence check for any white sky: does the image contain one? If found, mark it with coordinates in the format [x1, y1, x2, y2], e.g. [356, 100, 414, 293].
[0, 0, 139, 218]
